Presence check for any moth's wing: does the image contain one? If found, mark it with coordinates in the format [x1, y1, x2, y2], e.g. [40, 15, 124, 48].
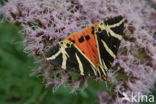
[46, 44, 62, 66]
[95, 16, 125, 69]
[45, 42, 96, 76]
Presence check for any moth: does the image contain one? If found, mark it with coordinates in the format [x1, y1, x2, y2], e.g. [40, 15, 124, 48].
[46, 16, 125, 80]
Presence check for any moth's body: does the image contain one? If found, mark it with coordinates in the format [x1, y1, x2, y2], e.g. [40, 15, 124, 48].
[46, 16, 125, 80]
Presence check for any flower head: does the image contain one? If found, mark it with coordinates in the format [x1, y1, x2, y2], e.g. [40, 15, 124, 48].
[1, 0, 156, 103]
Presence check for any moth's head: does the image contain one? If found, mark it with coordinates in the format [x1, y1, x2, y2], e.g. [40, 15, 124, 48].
[59, 40, 73, 48]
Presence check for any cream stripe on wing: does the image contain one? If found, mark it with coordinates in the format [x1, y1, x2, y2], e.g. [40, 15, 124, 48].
[47, 45, 69, 70]
[47, 51, 61, 60]
[75, 53, 84, 75]
[61, 51, 68, 69]
[91, 66, 97, 76]
[108, 27, 122, 40]
[101, 40, 116, 59]
[102, 60, 108, 71]
[99, 64, 106, 76]
[108, 18, 125, 28]
[98, 23, 123, 40]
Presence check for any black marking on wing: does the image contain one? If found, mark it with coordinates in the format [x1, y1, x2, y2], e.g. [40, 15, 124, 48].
[110, 21, 124, 35]
[45, 44, 60, 57]
[104, 15, 124, 36]
[97, 30, 120, 55]
[104, 16, 123, 26]
[91, 26, 95, 34]
[78, 36, 84, 43]
[45, 45, 63, 66]
[85, 35, 90, 40]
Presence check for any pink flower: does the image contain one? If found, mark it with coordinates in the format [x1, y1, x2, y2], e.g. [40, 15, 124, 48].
[1, 0, 156, 103]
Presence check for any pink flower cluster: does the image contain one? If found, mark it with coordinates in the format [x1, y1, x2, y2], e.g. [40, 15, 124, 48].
[1, 0, 156, 103]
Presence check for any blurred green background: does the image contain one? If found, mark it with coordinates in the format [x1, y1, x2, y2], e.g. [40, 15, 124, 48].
[0, 15, 156, 104]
